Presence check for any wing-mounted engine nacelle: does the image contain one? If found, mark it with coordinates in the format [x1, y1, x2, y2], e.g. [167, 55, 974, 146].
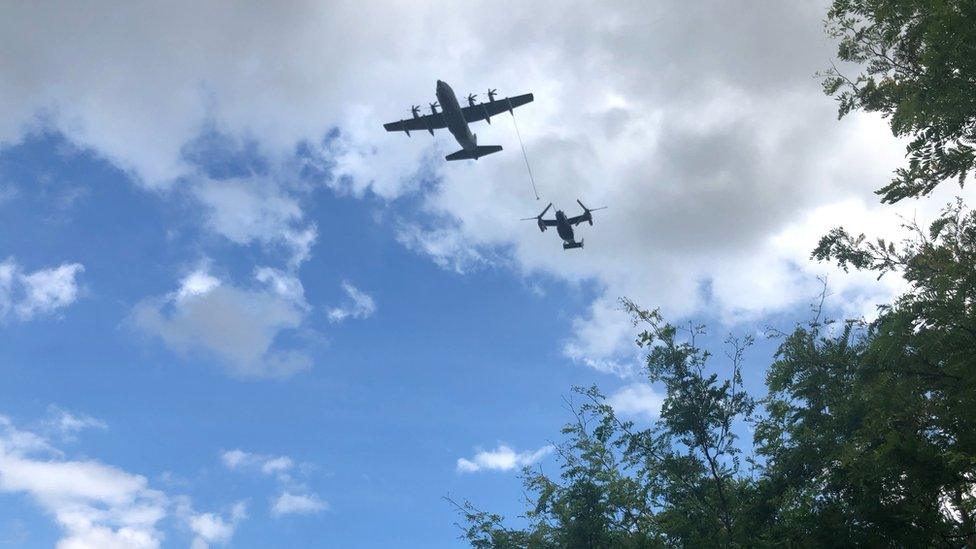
[399, 105, 422, 137]
[576, 199, 606, 226]
[483, 89, 498, 124]
[521, 202, 553, 233]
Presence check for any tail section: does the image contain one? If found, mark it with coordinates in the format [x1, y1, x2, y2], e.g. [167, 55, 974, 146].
[562, 239, 584, 250]
[445, 145, 503, 161]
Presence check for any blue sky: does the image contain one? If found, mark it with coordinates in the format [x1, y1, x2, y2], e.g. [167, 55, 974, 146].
[0, 130, 723, 547]
[2, 2, 972, 548]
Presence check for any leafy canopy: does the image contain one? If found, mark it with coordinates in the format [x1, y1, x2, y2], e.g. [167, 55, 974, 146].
[821, 0, 976, 202]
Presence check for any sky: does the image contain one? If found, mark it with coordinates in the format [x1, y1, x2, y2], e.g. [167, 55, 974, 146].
[1, 1, 974, 547]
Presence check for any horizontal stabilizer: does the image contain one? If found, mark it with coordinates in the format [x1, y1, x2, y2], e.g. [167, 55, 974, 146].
[445, 145, 503, 161]
[562, 240, 584, 250]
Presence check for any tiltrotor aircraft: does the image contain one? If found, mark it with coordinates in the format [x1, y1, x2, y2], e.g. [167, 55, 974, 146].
[522, 200, 607, 250]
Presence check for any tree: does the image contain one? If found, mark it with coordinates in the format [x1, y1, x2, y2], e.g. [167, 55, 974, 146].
[451, 304, 758, 548]
[809, 199, 976, 546]
[821, 0, 976, 203]
[453, 201, 976, 547]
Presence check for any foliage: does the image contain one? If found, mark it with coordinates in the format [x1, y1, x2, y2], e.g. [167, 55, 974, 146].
[453, 201, 976, 547]
[452, 302, 758, 548]
[821, 0, 976, 203]
[805, 199, 976, 546]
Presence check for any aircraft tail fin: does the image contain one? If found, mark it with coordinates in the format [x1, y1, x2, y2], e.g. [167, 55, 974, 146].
[445, 145, 503, 161]
[562, 240, 584, 250]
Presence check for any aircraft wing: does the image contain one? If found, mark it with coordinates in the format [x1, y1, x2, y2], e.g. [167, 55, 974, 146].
[542, 219, 558, 227]
[461, 93, 534, 123]
[383, 113, 448, 134]
[566, 214, 590, 226]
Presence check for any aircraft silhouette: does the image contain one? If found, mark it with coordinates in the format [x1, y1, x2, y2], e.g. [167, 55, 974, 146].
[523, 200, 607, 250]
[383, 80, 533, 161]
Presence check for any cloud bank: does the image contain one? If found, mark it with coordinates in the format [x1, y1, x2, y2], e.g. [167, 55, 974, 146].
[3, 1, 968, 376]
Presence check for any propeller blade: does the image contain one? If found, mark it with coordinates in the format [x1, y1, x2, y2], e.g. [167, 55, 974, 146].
[521, 203, 552, 221]
[576, 199, 608, 212]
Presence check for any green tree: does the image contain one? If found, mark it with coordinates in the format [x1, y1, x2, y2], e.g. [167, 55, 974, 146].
[821, 0, 976, 203]
[807, 199, 976, 546]
[453, 201, 976, 547]
[451, 304, 758, 548]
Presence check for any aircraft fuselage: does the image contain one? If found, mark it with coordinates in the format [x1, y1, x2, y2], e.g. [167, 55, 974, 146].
[436, 80, 477, 151]
[554, 211, 576, 244]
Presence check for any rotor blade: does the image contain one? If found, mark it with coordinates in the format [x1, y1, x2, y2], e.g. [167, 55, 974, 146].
[520, 216, 538, 221]
[541, 203, 553, 217]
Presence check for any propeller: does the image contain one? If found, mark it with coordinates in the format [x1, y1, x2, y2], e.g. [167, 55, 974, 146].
[429, 102, 439, 114]
[410, 105, 421, 118]
[521, 203, 553, 232]
[487, 88, 498, 101]
[466, 93, 478, 106]
[576, 199, 607, 226]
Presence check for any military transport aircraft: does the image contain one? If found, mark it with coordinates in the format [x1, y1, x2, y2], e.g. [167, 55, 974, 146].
[383, 80, 534, 161]
[522, 200, 607, 250]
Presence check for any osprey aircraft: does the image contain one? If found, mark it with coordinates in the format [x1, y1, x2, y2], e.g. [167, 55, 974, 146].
[522, 200, 607, 250]
[383, 80, 533, 161]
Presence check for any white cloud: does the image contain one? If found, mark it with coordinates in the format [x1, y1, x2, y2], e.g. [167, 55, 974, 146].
[0, 413, 261, 548]
[326, 281, 376, 323]
[0, 415, 166, 549]
[219, 449, 250, 470]
[395, 222, 500, 276]
[175, 270, 220, 301]
[608, 383, 665, 420]
[456, 444, 553, 473]
[220, 449, 293, 479]
[0, 257, 84, 322]
[260, 456, 295, 476]
[42, 406, 108, 440]
[183, 500, 247, 549]
[3, 1, 971, 375]
[193, 178, 317, 268]
[221, 449, 326, 518]
[132, 266, 311, 378]
[270, 492, 327, 517]
[562, 297, 639, 377]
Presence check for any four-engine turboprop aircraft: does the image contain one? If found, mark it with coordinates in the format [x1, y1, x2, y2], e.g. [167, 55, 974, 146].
[383, 80, 533, 161]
